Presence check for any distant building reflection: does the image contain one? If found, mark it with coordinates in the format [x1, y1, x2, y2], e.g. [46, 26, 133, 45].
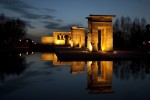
[71, 62, 85, 74]
[87, 61, 113, 93]
[41, 53, 85, 74]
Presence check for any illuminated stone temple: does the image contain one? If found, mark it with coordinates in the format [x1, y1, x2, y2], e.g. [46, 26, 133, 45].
[41, 14, 115, 51]
[41, 26, 85, 48]
[87, 15, 115, 51]
[71, 26, 85, 48]
[53, 32, 72, 45]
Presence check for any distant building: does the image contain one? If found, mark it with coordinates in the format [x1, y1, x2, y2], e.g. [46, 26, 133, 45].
[41, 36, 54, 44]
[41, 26, 85, 48]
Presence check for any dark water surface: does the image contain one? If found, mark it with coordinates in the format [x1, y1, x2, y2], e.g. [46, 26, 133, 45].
[0, 52, 150, 100]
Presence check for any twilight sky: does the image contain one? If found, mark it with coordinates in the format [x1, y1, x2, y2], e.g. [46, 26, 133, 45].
[0, 0, 150, 42]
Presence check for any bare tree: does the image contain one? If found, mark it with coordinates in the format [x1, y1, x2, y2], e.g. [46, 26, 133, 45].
[0, 14, 27, 48]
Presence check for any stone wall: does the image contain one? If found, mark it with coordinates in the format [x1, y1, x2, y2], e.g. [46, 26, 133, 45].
[71, 26, 85, 48]
[53, 32, 72, 45]
[41, 36, 54, 44]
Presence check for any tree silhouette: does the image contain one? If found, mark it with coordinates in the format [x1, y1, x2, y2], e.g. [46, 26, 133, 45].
[113, 60, 150, 80]
[0, 13, 27, 48]
[113, 16, 148, 49]
[0, 51, 26, 82]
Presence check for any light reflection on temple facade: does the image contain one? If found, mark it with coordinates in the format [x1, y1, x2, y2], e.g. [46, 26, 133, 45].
[41, 53, 113, 93]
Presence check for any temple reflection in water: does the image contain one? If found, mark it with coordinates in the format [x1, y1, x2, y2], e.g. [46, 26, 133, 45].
[41, 53, 113, 93]
[41, 53, 85, 74]
[87, 61, 113, 93]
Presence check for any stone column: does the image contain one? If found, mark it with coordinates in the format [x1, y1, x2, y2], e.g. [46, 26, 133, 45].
[92, 42, 98, 52]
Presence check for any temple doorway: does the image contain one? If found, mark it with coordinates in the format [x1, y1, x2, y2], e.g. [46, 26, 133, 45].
[65, 35, 69, 45]
[98, 30, 101, 51]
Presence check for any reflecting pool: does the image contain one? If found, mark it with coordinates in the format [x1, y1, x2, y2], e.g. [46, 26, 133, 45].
[0, 52, 150, 100]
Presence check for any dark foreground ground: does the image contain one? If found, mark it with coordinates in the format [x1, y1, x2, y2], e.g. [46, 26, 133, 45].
[0, 45, 149, 61]
[54, 46, 150, 61]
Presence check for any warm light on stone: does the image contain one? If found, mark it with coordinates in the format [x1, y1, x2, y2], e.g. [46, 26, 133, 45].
[41, 26, 85, 48]
[89, 43, 92, 51]
[53, 32, 72, 45]
[41, 15, 115, 52]
[41, 36, 54, 44]
[71, 26, 85, 48]
[87, 15, 115, 52]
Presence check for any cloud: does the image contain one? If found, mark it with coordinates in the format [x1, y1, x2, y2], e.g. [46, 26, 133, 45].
[0, 0, 55, 20]
[43, 22, 61, 29]
[0, 0, 37, 10]
[59, 23, 83, 30]
[0, 0, 58, 32]
[0, 0, 37, 14]
[22, 13, 54, 20]
[25, 21, 35, 29]
[41, 15, 54, 19]
[43, 8, 56, 12]
[56, 19, 63, 22]
[43, 21, 83, 31]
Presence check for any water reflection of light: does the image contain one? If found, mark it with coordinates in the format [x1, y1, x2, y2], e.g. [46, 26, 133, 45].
[113, 51, 117, 54]
[71, 61, 85, 74]
[82, 51, 88, 53]
[87, 61, 113, 93]
[41, 53, 54, 61]
[41, 53, 85, 74]
[19, 53, 22, 56]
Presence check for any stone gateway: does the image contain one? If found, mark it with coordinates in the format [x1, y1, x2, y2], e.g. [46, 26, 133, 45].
[87, 15, 115, 52]
[41, 15, 115, 52]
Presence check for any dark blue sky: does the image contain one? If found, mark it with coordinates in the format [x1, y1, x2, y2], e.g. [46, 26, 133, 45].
[0, 0, 150, 42]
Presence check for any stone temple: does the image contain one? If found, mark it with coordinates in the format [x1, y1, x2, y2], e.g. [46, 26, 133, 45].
[41, 15, 115, 52]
